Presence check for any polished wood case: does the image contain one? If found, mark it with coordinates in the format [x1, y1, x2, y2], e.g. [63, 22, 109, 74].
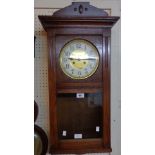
[39, 2, 119, 154]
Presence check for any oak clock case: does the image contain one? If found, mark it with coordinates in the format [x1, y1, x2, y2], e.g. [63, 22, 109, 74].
[39, 2, 119, 154]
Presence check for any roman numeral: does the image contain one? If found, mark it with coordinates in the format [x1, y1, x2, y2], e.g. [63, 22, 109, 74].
[65, 64, 70, 69]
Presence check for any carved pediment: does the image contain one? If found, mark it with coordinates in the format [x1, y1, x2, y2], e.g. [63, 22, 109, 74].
[38, 2, 120, 30]
[52, 2, 108, 17]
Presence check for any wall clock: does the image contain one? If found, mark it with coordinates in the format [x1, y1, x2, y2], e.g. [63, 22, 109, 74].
[39, 2, 119, 154]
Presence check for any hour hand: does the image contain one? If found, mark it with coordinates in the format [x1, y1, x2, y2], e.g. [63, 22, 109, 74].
[68, 57, 97, 60]
[68, 57, 75, 60]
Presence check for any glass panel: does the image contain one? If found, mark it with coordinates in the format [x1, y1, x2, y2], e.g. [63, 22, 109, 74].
[57, 92, 103, 140]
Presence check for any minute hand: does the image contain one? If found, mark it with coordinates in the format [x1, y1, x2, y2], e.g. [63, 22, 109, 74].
[68, 57, 97, 60]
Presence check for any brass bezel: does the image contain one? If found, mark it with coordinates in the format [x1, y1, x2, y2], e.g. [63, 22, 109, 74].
[59, 39, 99, 80]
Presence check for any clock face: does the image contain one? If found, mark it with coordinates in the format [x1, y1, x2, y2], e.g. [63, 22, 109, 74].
[59, 39, 99, 79]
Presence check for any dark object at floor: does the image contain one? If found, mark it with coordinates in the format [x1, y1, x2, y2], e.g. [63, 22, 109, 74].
[34, 124, 48, 155]
[34, 101, 48, 155]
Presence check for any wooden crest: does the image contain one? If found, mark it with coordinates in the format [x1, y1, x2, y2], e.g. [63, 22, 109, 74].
[52, 2, 108, 17]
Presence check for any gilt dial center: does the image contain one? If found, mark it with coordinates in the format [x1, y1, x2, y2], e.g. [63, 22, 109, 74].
[69, 50, 88, 69]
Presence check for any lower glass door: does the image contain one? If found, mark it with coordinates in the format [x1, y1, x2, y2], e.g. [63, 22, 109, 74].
[57, 91, 103, 140]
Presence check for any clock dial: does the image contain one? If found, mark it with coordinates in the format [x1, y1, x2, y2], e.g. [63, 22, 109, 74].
[59, 39, 99, 79]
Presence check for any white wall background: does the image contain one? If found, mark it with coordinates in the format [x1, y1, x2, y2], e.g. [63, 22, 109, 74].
[34, 0, 121, 155]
